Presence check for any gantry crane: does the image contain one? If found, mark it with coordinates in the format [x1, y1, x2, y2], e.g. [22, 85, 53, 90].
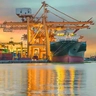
[0, 1, 94, 60]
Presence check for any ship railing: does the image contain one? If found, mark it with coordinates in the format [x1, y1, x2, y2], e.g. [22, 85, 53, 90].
[56, 38, 78, 42]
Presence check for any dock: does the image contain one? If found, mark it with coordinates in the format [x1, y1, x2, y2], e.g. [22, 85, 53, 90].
[0, 60, 49, 63]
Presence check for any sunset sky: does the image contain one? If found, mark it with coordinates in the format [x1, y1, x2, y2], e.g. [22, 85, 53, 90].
[0, 0, 96, 57]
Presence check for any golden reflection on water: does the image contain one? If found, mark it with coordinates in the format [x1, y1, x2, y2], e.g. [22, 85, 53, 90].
[0, 64, 85, 96]
[27, 64, 85, 96]
[55, 66, 65, 95]
[0, 64, 28, 96]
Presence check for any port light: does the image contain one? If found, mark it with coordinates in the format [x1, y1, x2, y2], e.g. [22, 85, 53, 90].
[57, 33, 64, 36]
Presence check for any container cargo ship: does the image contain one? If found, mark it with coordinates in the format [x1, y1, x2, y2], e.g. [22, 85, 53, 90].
[50, 32, 86, 63]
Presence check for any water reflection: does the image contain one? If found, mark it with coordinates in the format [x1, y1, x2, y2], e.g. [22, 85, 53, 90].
[0, 64, 27, 96]
[0, 63, 86, 96]
[27, 64, 85, 96]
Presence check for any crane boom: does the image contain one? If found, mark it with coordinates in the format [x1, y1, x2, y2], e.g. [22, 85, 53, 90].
[73, 17, 93, 33]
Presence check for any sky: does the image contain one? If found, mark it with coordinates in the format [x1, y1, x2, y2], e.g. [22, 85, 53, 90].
[0, 0, 96, 57]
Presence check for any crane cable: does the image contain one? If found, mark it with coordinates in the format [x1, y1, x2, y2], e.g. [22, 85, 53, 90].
[47, 4, 79, 21]
[49, 11, 68, 22]
[53, 42, 75, 56]
[52, 42, 65, 55]
[33, 5, 43, 19]
[53, 43, 70, 56]
[36, 13, 44, 23]
[73, 17, 93, 33]
[49, 11, 81, 29]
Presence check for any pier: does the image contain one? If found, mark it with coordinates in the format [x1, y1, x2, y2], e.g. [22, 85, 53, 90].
[0, 60, 49, 63]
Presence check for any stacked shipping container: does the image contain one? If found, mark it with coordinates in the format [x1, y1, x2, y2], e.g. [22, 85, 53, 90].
[2, 53, 13, 60]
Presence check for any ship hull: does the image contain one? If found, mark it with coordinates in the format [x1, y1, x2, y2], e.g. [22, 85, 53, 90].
[52, 55, 83, 63]
[50, 41, 86, 63]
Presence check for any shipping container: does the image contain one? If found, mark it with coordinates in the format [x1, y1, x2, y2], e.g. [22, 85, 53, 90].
[2, 53, 13, 60]
[11, 52, 17, 58]
[17, 53, 21, 58]
[0, 53, 2, 60]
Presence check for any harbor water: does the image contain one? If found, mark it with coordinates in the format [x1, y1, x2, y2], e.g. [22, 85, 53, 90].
[0, 62, 96, 96]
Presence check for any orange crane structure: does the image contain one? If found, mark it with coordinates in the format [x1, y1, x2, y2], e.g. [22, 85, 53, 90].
[0, 1, 94, 60]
